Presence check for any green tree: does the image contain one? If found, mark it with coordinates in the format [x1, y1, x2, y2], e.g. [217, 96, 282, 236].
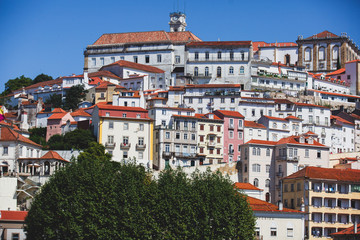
[63, 85, 88, 111]
[45, 94, 63, 108]
[33, 73, 53, 84]
[29, 127, 47, 147]
[46, 134, 65, 150]
[2, 75, 33, 96]
[25, 150, 255, 239]
[47, 129, 95, 150]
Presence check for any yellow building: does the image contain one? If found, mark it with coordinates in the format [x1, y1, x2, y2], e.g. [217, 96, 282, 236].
[95, 81, 125, 104]
[282, 167, 360, 239]
[196, 113, 223, 165]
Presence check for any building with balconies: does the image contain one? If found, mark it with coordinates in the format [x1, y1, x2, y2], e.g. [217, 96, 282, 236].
[282, 167, 360, 239]
[91, 105, 153, 168]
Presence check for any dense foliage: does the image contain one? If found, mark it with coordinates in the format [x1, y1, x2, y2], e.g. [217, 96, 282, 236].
[25, 143, 255, 239]
[32, 73, 53, 84]
[47, 129, 96, 150]
[63, 85, 88, 111]
[29, 127, 47, 147]
[45, 94, 63, 108]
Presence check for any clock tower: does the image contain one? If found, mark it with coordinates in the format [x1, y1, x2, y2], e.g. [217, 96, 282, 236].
[169, 12, 187, 32]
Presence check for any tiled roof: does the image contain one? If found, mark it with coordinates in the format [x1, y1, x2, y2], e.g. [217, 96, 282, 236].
[244, 120, 266, 129]
[304, 30, 339, 40]
[234, 182, 262, 191]
[168, 86, 185, 91]
[96, 104, 148, 113]
[285, 115, 302, 121]
[274, 99, 294, 104]
[293, 101, 329, 108]
[52, 108, 66, 113]
[95, 81, 125, 90]
[0, 121, 20, 130]
[0, 127, 41, 147]
[247, 196, 302, 213]
[326, 68, 346, 76]
[262, 115, 288, 122]
[185, 84, 241, 89]
[41, 150, 69, 162]
[92, 31, 201, 45]
[331, 115, 355, 125]
[195, 113, 222, 120]
[102, 60, 165, 73]
[310, 89, 360, 99]
[71, 108, 91, 117]
[305, 131, 317, 135]
[186, 41, 251, 47]
[88, 77, 103, 85]
[331, 223, 360, 236]
[88, 70, 122, 80]
[4, 112, 17, 118]
[213, 110, 245, 119]
[244, 139, 277, 145]
[253, 41, 297, 52]
[48, 112, 68, 120]
[21, 78, 63, 91]
[149, 106, 195, 111]
[346, 59, 360, 64]
[0, 210, 27, 221]
[283, 166, 360, 182]
[276, 135, 326, 147]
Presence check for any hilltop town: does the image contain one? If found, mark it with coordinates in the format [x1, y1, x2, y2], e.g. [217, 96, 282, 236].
[1, 12, 360, 240]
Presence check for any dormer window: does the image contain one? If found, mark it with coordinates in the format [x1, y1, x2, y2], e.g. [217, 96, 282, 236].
[208, 114, 214, 119]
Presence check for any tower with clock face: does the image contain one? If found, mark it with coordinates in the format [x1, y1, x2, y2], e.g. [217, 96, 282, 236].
[169, 12, 187, 32]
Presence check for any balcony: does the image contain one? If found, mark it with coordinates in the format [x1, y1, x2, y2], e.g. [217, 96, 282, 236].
[187, 56, 248, 62]
[204, 91, 241, 97]
[187, 73, 212, 78]
[207, 141, 216, 147]
[120, 143, 131, 149]
[276, 172, 283, 177]
[174, 152, 197, 158]
[162, 151, 172, 158]
[136, 144, 146, 150]
[105, 142, 116, 148]
[276, 155, 299, 162]
[228, 124, 234, 130]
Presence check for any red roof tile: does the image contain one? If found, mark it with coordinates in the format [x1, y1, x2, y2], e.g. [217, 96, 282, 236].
[285, 115, 302, 121]
[0, 210, 27, 221]
[96, 104, 148, 113]
[185, 84, 241, 89]
[305, 131, 317, 135]
[88, 70, 122, 80]
[41, 150, 68, 162]
[71, 108, 91, 117]
[305, 30, 339, 40]
[244, 139, 277, 145]
[247, 196, 302, 213]
[92, 31, 201, 45]
[168, 86, 185, 91]
[48, 112, 68, 120]
[331, 115, 355, 125]
[346, 59, 360, 64]
[326, 68, 346, 76]
[284, 166, 360, 182]
[95, 81, 125, 90]
[187, 41, 251, 47]
[310, 89, 360, 99]
[102, 60, 165, 74]
[331, 223, 360, 236]
[293, 101, 329, 108]
[253, 41, 297, 52]
[52, 108, 66, 113]
[213, 110, 245, 119]
[0, 127, 41, 147]
[244, 120, 266, 129]
[21, 78, 63, 91]
[276, 135, 326, 147]
[263, 115, 288, 122]
[234, 182, 262, 191]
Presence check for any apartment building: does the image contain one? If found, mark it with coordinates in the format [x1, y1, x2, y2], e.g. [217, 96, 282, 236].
[282, 167, 360, 239]
[239, 97, 276, 121]
[213, 110, 245, 163]
[92, 105, 153, 168]
[330, 115, 355, 153]
[253, 41, 298, 65]
[153, 115, 198, 170]
[258, 115, 302, 141]
[243, 121, 267, 142]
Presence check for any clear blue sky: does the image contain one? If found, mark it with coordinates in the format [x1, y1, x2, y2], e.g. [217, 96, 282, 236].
[0, 0, 359, 92]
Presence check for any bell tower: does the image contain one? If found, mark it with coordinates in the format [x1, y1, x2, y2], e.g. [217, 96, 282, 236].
[169, 12, 187, 32]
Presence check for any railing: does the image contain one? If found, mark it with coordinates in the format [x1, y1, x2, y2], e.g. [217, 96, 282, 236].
[276, 156, 299, 161]
[136, 144, 146, 150]
[120, 143, 131, 149]
[174, 152, 197, 158]
[187, 57, 249, 62]
[105, 142, 116, 148]
[204, 91, 241, 96]
[228, 124, 234, 129]
[208, 141, 216, 147]
[162, 151, 172, 157]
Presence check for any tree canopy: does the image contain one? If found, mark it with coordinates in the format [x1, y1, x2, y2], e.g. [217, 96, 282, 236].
[47, 129, 96, 150]
[45, 94, 63, 108]
[63, 85, 88, 111]
[32, 73, 53, 84]
[25, 144, 255, 239]
[29, 127, 47, 147]
[3, 75, 32, 96]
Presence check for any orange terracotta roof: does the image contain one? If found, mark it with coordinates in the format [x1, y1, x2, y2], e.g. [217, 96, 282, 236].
[96, 104, 148, 113]
[88, 77, 103, 85]
[331, 115, 354, 125]
[234, 182, 262, 191]
[305, 131, 317, 135]
[247, 196, 302, 213]
[52, 108, 66, 113]
[168, 86, 185, 91]
[213, 110, 245, 119]
[244, 139, 278, 145]
[263, 115, 288, 122]
[274, 99, 294, 104]
[71, 108, 91, 117]
[346, 59, 360, 64]
[0, 210, 27, 221]
[88, 70, 122, 80]
[48, 112, 68, 120]
[172, 114, 199, 119]
[92, 31, 201, 45]
[331, 223, 360, 236]
[41, 150, 68, 162]
[21, 100, 38, 106]
[0, 127, 41, 147]
[102, 60, 165, 74]
[285, 115, 302, 121]
[310, 89, 360, 99]
[276, 135, 326, 147]
[0, 121, 20, 130]
[21, 78, 62, 91]
[187, 41, 251, 47]
[195, 113, 222, 120]
[185, 84, 241, 89]
[326, 68, 345, 76]
[293, 101, 329, 108]
[305, 30, 339, 40]
[253, 41, 297, 52]
[284, 166, 360, 182]
[4, 112, 17, 118]
[244, 120, 266, 129]
[95, 81, 125, 90]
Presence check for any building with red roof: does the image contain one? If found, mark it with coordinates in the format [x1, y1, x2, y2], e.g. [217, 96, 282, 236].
[331, 222, 360, 239]
[283, 166, 360, 239]
[296, 31, 360, 74]
[46, 110, 74, 141]
[253, 41, 298, 66]
[0, 210, 28, 240]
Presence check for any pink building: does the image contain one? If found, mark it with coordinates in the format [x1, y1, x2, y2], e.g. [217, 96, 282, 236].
[46, 111, 74, 141]
[214, 110, 244, 163]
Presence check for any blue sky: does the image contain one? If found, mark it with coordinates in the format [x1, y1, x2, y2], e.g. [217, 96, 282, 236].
[0, 0, 359, 92]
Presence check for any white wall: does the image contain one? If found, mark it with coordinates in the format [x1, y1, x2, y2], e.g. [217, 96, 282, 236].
[0, 177, 17, 210]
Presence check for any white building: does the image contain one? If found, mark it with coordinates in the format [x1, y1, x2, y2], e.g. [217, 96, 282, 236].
[330, 115, 355, 153]
[253, 41, 298, 65]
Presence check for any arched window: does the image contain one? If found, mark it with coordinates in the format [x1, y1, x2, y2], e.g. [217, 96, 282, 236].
[265, 179, 270, 187]
[319, 47, 325, 61]
[229, 66, 234, 74]
[44, 161, 50, 175]
[332, 46, 339, 60]
[205, 67, 209, 76]
[266, 192, 270, 202]
[240, 66, 245, 74]
[304, 47, 311, 61]
[194, 67, 198, 76]
[273, 123, 277, 128]
[252, 147, 257, 155]
[217, 67, 222, 77]
[254, 178, 259, 187]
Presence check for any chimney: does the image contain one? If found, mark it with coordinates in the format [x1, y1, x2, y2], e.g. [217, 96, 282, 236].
[84, 70, 89, 84]
[278, 201, 283, 211]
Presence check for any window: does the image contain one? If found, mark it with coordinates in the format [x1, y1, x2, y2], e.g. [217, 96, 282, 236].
[304, 47, 311, 61]
[123, 151, 128, 159]
[266, 164, 270, 173]
[319, 47, 325, 61]
[200, 136, 204, 142]
[11, 233, 19, 240]
[184, 133, 188, 140]
[317, 150, 321, 158]
[270, 227, 277, 236]
[176, 133, 180, 139]
[194, 67, 198, 76]
[161, 120, 166, 126]
[204, 67, 209, 76]
[122, 113, 127, 118]
[3, 146, 8, 155]
[91, 58, 96, 66]
[238, 131, 243, 140]
[305, 149, 309, 158]
[265, 179, 270, 187]
[333, 46, 339, 60]
[198, 108, 203, 113]
[157, 54, 162, 62]
[194, 52, 199, 60]
[175, 55, 180, 63]
[145, 55, 150, 63]
[138, 152, 143, 159]
[123, 123, 128, 130]
[109, 121, 114, 129]
[217, 51, 222, 59]
[205, 52, 209, 60]
[111, 57, 115, 63]
[133, 56, 138, 63]
[139, 124, 144, 131]
[241, 51, 245, 60]
[287, 228, 294, 237]
[217, 66, 221, 77]
[191, 134, 196, 140]
[229, 131, 234, 139]
[100, 57, 104, 65]
[230, 51, 234, 60]
[253, 178, 259, 187]
[198, 98, 202, 103]
[266, 148, 270, 156]
[229, 66, 234, 74]
[252, 164, 260, 172]
[240, 66, 244, 74]
[138, 137, 144, 146]
[165, 132, 170, 139]
[162, 109, 166, 115]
